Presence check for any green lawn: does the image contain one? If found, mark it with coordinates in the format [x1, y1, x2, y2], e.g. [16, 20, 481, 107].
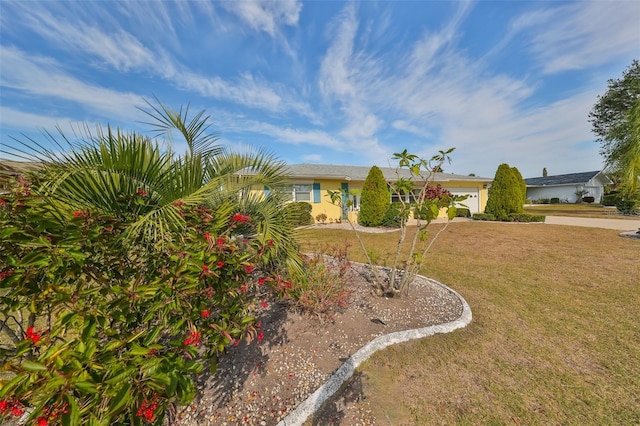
[296, 222, 640, 424]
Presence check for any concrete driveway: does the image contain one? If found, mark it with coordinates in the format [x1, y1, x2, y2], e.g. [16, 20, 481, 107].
[544, 215, 640, 231]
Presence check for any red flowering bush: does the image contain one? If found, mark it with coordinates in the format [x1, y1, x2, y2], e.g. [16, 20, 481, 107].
[0, 183, 274, 425]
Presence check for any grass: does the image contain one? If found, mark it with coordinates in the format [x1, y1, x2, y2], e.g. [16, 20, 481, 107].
[295, 222, 640, 424]
[524, 203, 638, 220]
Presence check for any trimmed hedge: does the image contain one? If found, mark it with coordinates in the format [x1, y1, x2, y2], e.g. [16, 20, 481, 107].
[550, 197, 560, 204]
[472, 213, 545, 222]
[284, 202, 314, 226]
[455, 207, 471, 218]
[472, 213, 495, 221]
[359, 166, 390, 227]
[508, 213, 546, 222]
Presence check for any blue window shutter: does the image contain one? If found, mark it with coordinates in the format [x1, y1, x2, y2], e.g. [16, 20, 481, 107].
[313, 183, 321, 203]
[264, 186, 270, 197]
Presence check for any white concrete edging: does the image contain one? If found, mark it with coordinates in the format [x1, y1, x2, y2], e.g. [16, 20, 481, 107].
[277, 277, 472, 426]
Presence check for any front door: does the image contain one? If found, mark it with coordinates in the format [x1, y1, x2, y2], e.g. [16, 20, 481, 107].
[341, 182, 349, 220]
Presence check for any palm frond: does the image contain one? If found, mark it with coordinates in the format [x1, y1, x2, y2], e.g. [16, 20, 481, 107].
[138, 97, 222, 158]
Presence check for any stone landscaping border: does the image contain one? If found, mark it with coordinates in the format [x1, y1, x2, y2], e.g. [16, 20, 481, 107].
[277, 276, 473, 426]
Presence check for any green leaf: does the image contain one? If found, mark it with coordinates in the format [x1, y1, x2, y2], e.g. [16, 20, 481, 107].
[61, 394, 80, 426]
[21, 360, 47, 371]
[129, 344, 151, 356]
[108, 383, 131, 415]
[82, 317, 97, 341]
[448, 206, 457, 220]
[74, 380, 98, 394]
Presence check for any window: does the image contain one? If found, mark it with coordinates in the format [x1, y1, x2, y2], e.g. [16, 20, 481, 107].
[293, 184, 311, 202]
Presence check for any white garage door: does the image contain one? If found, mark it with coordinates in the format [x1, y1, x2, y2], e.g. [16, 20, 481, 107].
[446, 187, 480, 213]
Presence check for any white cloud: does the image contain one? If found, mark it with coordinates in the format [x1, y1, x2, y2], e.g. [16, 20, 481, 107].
[220, 0, 302, 36]
[515, 1, 640, 73]
[0, 46, 145, 122]
[392, 120, 432, 139]
[302, 154, 323, 162]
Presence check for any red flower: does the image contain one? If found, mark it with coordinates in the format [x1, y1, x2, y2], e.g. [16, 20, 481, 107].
[258, 278, 266, 285]
[11, 406, 24, 416]
[201, 310, 211, 318]
[104, 226, 113, 232]
[136, 396, 158, 422]
[72, 210, 87, 218]
[216, 237, 226, 247]
[172, 200, 185, 207]
[260, 300, 268, 309]
[257, 331, 265, 343]
[26, 326, 41, 344]
[267, 239, 274, 246]
[137, 189, 147, 196]
[0, 400, 8, 413]
[204, 232, 212, 242]
[232, 213, 251, 223]
[240, 284, 248, 293]
[36, 417, 49, 426]
[0, 270, 13, 281]
[217, 261, 225, 269]
[183, 331, 201, 346]
[244, 264, 254, 274]
[202, 265, 210, 273]
[0, 199, 7, 209]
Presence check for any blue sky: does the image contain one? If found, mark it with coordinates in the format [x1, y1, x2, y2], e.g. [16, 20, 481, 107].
[1, 0, 639, 178]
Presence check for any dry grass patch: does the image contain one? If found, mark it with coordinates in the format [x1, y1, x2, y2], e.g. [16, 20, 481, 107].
[295, 222, 640, 424]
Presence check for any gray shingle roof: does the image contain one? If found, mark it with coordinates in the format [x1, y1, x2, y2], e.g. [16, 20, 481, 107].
[524, 171, 602, 186]
[283, 163, 492, 183]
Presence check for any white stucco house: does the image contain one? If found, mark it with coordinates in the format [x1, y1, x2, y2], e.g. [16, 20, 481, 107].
[524, 170, 612, 203]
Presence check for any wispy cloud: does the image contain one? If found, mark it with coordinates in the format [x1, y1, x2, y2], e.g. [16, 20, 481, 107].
[219, 0, 302, 36]
[0, 46, 145, 121]
[513, 1, 640, 73]
[1, 1, 312, 117]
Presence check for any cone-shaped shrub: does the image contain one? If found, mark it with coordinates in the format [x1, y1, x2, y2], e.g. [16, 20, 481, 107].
[359, 166, 390, 226]
[511, 166, 526, 211]
[486, 163, 523, 220]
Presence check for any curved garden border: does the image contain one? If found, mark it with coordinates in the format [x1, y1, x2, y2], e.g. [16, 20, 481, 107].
[277, 276, 473, 426]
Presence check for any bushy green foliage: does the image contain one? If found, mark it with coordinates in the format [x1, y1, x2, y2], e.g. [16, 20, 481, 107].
[616, 198, 639, 214]
[589, 60, 640, 196]
[511, 167, 526, 204]
[550, 197, 561, 204]
[455, 207, 471, 218]
[485, 164, 524, 220]
[507, 213, 546, 222]
[358, 166, 390, 227]
[602, 193, 623, 206]
[472, 213, 496, 221]
[0, 182, 273, 425]
[380, 203, 406, 228]
[284, 202, 314, 226]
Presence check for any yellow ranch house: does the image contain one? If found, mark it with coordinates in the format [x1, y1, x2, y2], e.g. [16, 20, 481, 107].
[267, 164, 493, 223]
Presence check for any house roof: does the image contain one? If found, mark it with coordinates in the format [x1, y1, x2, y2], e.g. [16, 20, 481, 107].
[524, 171, 608, 187]
[282, 163, 492, 183]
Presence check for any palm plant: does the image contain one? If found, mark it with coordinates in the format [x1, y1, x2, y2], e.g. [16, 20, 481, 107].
[5, 99, 302, 271]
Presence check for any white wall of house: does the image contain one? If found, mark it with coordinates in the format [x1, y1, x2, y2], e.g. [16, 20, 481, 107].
[527, 179, 605, 203]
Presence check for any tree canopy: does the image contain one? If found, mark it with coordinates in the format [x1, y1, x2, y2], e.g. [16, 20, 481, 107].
[589, 59, 640, 196]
